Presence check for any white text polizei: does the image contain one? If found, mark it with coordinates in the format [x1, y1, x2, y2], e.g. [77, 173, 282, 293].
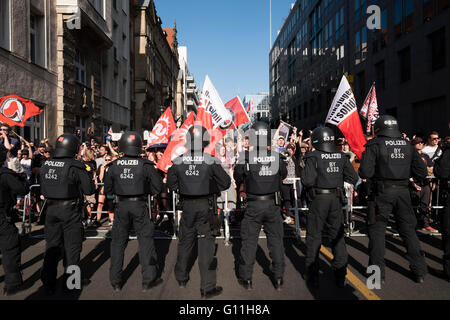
[117, 160, 139, 166]
[321, 153, 342, 159]
[385, 140, 407, 146]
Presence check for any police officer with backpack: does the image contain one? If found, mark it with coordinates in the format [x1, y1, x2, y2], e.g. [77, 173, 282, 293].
[104, 132, 163, 292]
[301, 127, 359, 288]
[167, 125, 231, 299]
[40, 134, 95, 294]
[359, 115, 428, 283]
[234, 121, 287, 291]
[0, 150, 28, 296]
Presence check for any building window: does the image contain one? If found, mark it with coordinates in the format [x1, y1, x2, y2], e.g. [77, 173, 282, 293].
[76, 116, 88, 141]
[394, 0, 414, 38]
[19, 112, 44, 144]
[335, 6, 345, 41]
[30, 12, 46, 67]
[0, 0, 11, 50]
[375, 60, 386, 90]
[354, 0, 367, 22]
[89, 0, 104, 17]
[323, 0, 333, 17]
[354, 27, 367, 65]
[324, 19, 334, 49]
[424, 0, 450, 20]
[398, 47, 411, 82]
[75, 49, 87, 85]
[429, 27, 446, 71]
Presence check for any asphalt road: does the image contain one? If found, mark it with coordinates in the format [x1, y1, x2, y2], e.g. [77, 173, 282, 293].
[0, 223, 449, 300]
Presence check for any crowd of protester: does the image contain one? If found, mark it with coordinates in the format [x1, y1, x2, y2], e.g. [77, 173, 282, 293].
[0, 121, 448, 235]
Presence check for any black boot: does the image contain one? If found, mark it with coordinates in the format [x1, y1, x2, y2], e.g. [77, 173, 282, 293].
[237, 278, 253, 290]
[334, 266, 347, 288]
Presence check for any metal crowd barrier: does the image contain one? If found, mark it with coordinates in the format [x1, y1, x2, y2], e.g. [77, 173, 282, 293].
[19, 177, 446, 240]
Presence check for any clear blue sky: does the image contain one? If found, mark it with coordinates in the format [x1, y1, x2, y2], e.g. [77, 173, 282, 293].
[154, 0, 295, 103]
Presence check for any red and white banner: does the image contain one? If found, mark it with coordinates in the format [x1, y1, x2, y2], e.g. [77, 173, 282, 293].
[147, 107, 176, 147]
[195, 76, 234, 156]
[0, 95, 43, 127]
[360, 84, 379, 133]
[325, 76, 366, 159]
[156, 112, 195, 173]
[225, 96, 251, 129]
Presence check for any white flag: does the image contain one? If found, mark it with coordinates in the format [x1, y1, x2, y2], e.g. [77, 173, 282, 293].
[198, 75, 233, 131]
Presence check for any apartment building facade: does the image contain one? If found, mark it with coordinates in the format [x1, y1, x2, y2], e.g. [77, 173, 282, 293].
[270, 0, 449, 136]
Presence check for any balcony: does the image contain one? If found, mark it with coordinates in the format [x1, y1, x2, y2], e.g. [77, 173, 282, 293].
[186, 75, 194, 82]
[56, 0, 112, 49]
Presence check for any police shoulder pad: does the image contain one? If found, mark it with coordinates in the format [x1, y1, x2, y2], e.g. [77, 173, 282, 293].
[303, 150, 317, 159]
[70, 159, 88, 171]
[364, 138, 378, 148]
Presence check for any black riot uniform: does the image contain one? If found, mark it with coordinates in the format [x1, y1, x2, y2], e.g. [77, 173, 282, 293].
[167, 125, 231, 299]
[359, 116, 428, 283]
[104, 132, 163, 292]
[40, 134, 95, 294]
[301, 127, 359, 288]
[0, 150, 28, 296]
[233, 121, 287, 291]
[433, 140, 450, 280]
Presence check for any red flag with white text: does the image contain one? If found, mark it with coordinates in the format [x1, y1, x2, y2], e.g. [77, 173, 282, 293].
[325, 76, 367, 159]
[147, 107, 176, 147]
[156, 112, 195, 173]
[0, 95, 43, 127]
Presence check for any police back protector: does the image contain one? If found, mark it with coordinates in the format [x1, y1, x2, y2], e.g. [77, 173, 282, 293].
[245, 150, 281, 195]
[176, 153, 216, 196]
[112, 157, 147, 196]
[307, 150, 346, 189]
[374, 137, 412, 180]
[40, 159, 82, 199]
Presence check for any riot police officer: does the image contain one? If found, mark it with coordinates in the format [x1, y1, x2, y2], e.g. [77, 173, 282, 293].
[0, 150, 28, 296]
[359, 115, 428, 283]
[433, 137, 450, 281]
[301, 127, 359, 288]
[104, 132, 163, 292]
[233, 121, 287, 291]
[167, 125, 231, 299]
[40, 134, 95, 294]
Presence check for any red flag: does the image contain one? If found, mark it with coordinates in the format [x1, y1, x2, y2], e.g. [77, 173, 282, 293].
[0, 95, 43, 127]
[147, 107, 176, 147]
[156, 112, 195, 173]
[326, 76, 366, 159]
[225, 96, 251, 129]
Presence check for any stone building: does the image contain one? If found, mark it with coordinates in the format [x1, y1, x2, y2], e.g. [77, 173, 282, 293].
[0, 0, 134, 143]
[270, 0, 450, 136]
[132, 0, 180, 132]
[0, 0, 58, 143]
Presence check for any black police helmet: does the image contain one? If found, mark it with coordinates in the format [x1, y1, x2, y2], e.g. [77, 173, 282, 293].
[186, 125, 210, 151]
[311, 127, 336, 153]
[54, 134, 80, 158]
[119, 131, 143, 156]
[252, 121, 271, 150]
[374, 115, 401, 138]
